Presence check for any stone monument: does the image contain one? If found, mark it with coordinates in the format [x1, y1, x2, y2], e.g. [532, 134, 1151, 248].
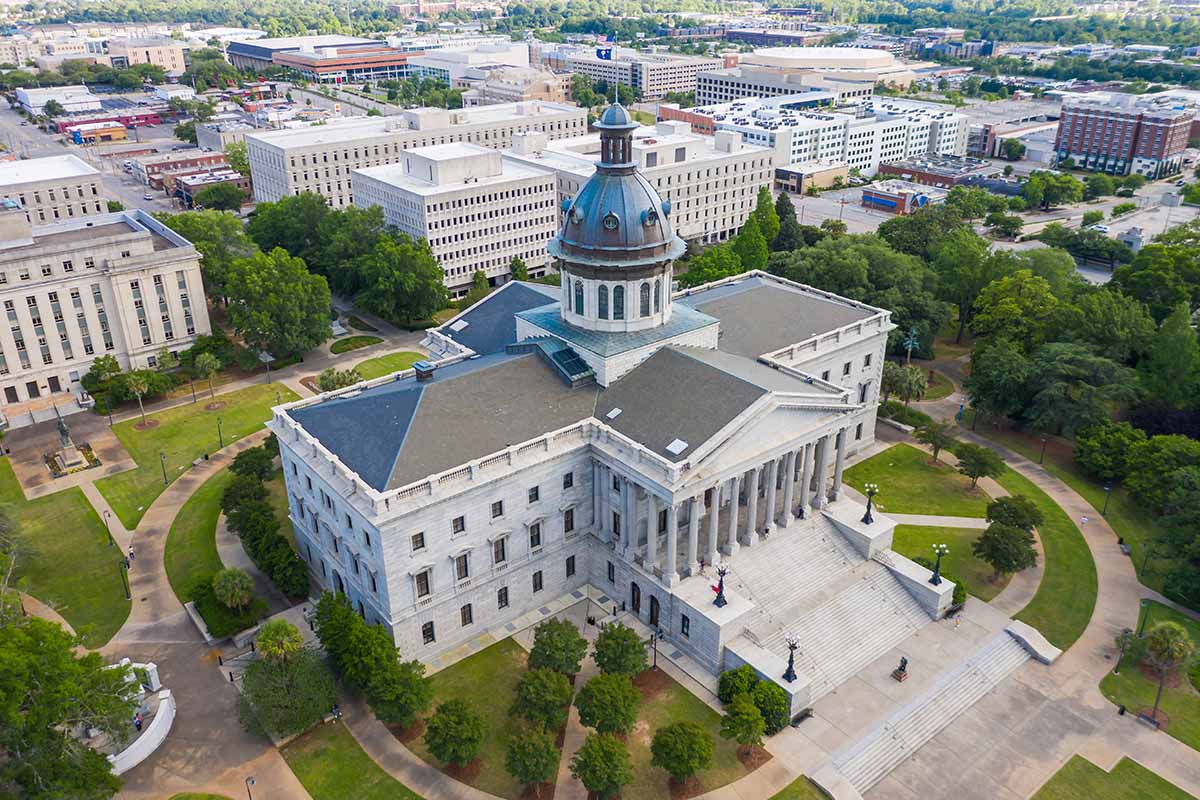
[54, 414, 86, 472]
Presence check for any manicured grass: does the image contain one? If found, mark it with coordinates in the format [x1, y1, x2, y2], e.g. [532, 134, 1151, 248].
[892, 525, 1010, 601]
[163, 467, 234, 605]
[998, 465, 1096, 651]
[1032, 756, 1196, 800]
[967, 421, 1175, 596]
[347, 315, 379, 332]
[432, 307, 457, 324]
[924, 370, 955, 401]
[95, 383, 299, 529]
[1100, 601, 1200, 752]
[282, 721, 423, 800]
[769, 776, 828, 800]
[625, 670, 749, 800]
[844, 443, 990, 517]
[265, 467, 294, 548]
[330, 335, 382, 355]
[408, 638, 531, 799]
[353, 351, 424, 381]
[0, 458, 129, 647]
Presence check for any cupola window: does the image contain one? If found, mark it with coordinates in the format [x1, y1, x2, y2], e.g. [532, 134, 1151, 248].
[598, 285, 609, 319]
[613, 286, 625, 320]
[574, 280, 584, 314]
[654, 279, 662, 312]
[603, 212, 619, 231]
[640, 283, 650, 317]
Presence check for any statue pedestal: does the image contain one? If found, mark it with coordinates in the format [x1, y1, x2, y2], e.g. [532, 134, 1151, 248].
[55, 446, 85, 471]
[891, 668, 908, 683]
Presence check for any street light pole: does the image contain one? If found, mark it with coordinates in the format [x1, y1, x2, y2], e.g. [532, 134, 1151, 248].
[861, 483, 879, 525]
[245, 777, 256, 800]
[1102, 483, 1112, 516]
[1039, 437, 1048, 464]
[119, 557, 130, 599]
[929, 543, 949, 586]
[159, 451, 168, 486]
[217, 417, 224, 449]
[103, 510, 112, 547]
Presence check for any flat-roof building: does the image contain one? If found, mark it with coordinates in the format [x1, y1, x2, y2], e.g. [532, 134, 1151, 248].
[1054, 92, 1194, 178]
[273, 43, 422, 85]
[225, 34, 377, 71]
[877, 154, 995, 188]
[409, 41, 529, 85]
[861, 179, 948, 214]
[352, 143, 558, 295]
[0, 155, 107, 224]
[246, 100, 588, 207]
[106, 37, 188, 74]
[462, 66, 570, 106]
[541, 45, 725, 99]
[15, 85, 101, 116]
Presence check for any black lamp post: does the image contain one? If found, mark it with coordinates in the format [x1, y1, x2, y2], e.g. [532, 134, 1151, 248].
[929, 543, 949, 586]
[651, 627, 663, 669]
[245, 776, 256, 800]
[103, 510, 112, 547]
[217, 416, 224, 449]
[714, 564, 729, 608]
[118, 557, 130, 599]
[1137, 598, 1150, 636]
[158, 451, 168, 486]
[861, 482, 879, 525]
[783, 635, 799, 683]
[1102, 483, 1112, 516]
[1039, 437, 1048, 464]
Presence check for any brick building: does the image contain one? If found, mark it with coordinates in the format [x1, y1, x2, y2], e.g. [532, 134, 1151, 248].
[1053, 92, 1193, 178]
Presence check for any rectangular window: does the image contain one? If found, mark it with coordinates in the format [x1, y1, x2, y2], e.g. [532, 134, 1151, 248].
[452, 516, 465, 534]
[607, 561, 616, 583]
[422, 621, 435, 644]
[416, 570, 431, 598]
[864, 353, 873, 368]
[562, 471, 574, 489]
[529, 522, 542, 549]
[843, 361, 852, 376]
[461, 604, 473, 626]
[564, 508, 575, 533]
[491, 500, 504, 518]
[412, 532, 426, 551]
[532, 570, 543, 593]
[566, 555, 576, 577]
[493, 537, 507, 564]
[856, 422, 864, 440]
[455, 553, 470, 581]
[528, 486, 539, 504]
[821, 370, 830, 381]
[613, 512, 621, 537]
[681, 614, 690, 637]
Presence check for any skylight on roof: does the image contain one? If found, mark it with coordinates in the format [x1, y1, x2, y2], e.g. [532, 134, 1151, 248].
[666, 439, 689, 455]
[449, 319, 469, 332]
[606, 408, 622, 420]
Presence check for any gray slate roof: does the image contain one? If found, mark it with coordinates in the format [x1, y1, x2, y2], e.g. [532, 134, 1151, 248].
[442, 281, 559, 355]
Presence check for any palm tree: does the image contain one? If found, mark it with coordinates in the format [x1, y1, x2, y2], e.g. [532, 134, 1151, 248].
[256, 618, 304, 664]
[212, 567, 253, 611]
[125, 371, 150, 424]
[899, 365, 928, 407]
[915, 421, 955, 463]
[1143, 621, 1196, 726]
[194, 352, 220, 399]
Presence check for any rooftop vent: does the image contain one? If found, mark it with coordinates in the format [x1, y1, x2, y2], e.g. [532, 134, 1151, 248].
[606, 407, 622, 420]
[414, 360, 437, 382]
[666, 439, 689, 455]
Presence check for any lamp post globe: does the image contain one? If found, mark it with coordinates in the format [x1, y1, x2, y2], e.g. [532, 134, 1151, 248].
[930, 543, 949, 586]
[861, 483, 879, 525]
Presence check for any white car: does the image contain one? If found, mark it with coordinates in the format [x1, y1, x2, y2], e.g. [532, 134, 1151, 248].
[142, 192, 154, 201]
[1088, 224, 1110, 234]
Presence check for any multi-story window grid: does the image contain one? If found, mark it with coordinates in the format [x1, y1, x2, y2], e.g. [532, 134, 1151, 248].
[48, 292, 72, 361]
[26, 296, 52, 366]
[130, 280, 152, 347]
[92, 284, 115, 352]
[153, 274, 174, 341]
[177, 271, 195, 335]
[71, 290, 94, 356]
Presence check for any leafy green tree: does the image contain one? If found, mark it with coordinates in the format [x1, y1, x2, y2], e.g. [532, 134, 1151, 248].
[751, 681, 791, 735]
[231, 445, 274, 481]
[225, 248, 331, 357]
[460, 269, 492, 309]
[972, 522, 1038, 580]
[934, 228, 1016, 342]
[212, 567, 254, 610]
[193, 181, 244, 211]
[89, 353, 121, 382]
[718, 664, 759, 705]
[155, 345, 179, 372]
[771, 191, 802, 252]
[1025, 343, 1139, 436]
[368, 657, 434, 730]
[946, 186, 1000, 220]
[732, 215, 769, 272]
[1065, 287, 1155, 364]
[246, 192, 331, 267]
[528, 617, 588, 676]
[1143, 621, 1196, 724]
[317, 367, 362, 392]
[125, 370, 150, 423]
[239, 646, 336, 739]
[1111, 243, 1200, 324]
[1122, 174, 1148, 191]
[650, 721, 714, 782]
[1084, 174, 1116, 200]
[752, 186, 780, 245]
[985, 212, 1023, 239]
[1142, 304, 1200, 409]
[510, 255, 529, 281]
[593, 622, 647, 676]
[194, 351, 221, 398]
[0, 615, 135, 799]
[224, 140, 249, 175]
[506, 726, 559, 798]
[313, 205, 389, 294]
[915, 421, 955, 462]
[43, 98, 65, 117]
[985, 495, 1044, 533]
[158, 209, 257, 302]
[575, 673, 640, 735]
[1001, 138, 1025, 160]
[512, 667, 573, 729]
[679, 244, 741, 288]
[354, 235, 448, 323]
[425, 699, 486, 767]
[878, 204, 964, 259]
[570, 733, 632, 800]
[955, 443, 1005, 488]
[1073, 421, 1146, 482]
[971, 270, 1059, 352]
[1082, 210, 1105, 228]
[820, 218, 847, 238]
[174, 119, 197, 143]
[1125, 435, 1200, 511]
[719, 692, 765, 751]
[256, 618, 305, 664]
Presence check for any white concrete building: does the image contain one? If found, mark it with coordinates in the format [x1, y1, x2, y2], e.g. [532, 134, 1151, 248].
[0, 204, 210, 414]
[409, 41, 530, 85]
[152, 85, 195, 103]
[245, 101, 588, 208]
[506, 121, 773, 245]
[352, 143, 558, 295]
[541, 44, 724, 99]
[0, 155, 108, 225]
[15, 85, 102, 116]
[269, 106, 971, 726]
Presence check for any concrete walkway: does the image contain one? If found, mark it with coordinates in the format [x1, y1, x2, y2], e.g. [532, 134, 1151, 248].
[553, 652, 599, 800]
[215, 513, 293, 616]
[19, 591, 76, 635]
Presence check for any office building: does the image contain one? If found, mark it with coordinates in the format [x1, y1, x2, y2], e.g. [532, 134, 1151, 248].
[225, 34, 378, 71]
[0, 205, 210, 414]
[245, 100, 588, 207]
[106, 37, 188, 74]
[130, 151, 229, 189]
[351, 144, 557, 295]
[174, 170, 251, 208]
[725, 28, 831, 47]
[15, 85, 101, 116]
[506, 120, 772, 245]
[409, 41, 529, 85]
[1054, 92, 1194, 177]
[0, 155, 107, 224]
[273, 43, 421, 85]
[462, 66, 570, 106]
[541, 45, 725, 99]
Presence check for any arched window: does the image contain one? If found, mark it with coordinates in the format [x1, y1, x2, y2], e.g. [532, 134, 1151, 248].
[653, 279, 661, 313]
[613, 285, 625, 320]
[574, 280, 584, 314]
[639, 282, 650, 317]
[598, 285, 609, 319]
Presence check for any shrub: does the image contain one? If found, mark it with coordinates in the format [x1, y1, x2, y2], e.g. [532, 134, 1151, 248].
[1111, 201, 1137, 217]
[425, 699, 486, 767]
[506, 726, 559, 793]
[189, 576, 266, 638]
[239, 646, 336, 739]
[717, 664, 760, 705]
[179, 331, 240, 371]
[221, 474, 267, 514]
[230, 445, 275, 481]
[751, 681, 791, 735]
[1074, 421, 1146, 483]
[212, 567, 254, 610]
[877, 399, 934, 429]
[650, 721, 714, 781]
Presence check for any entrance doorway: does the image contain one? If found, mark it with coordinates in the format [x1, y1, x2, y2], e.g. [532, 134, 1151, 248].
[631, 582, 641, 615]
[25, 381, 38, 399]
[649, 595, 660, 627]
[47, 376, 61, 393]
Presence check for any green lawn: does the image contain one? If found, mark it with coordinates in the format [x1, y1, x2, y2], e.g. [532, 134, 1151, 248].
[892, 525, 1010, 601]
[408, 638, 531, 799]
[1032, 756, 1196, 800]
[265, 467, 294, 548]
[844, 443, 991, 517]
[924, 370, 955, 401]
[95, 383, 299, 529]
[968, 421, 1175, 596]
[353, 351, 424, 381]
[769, 776, 828, 800]
[330, 335, 382, 355]
[0, 458, 129, 647]
[281, 721, 423, 800]
[997, 465, 1097, 651]
[625, 669, 750, 800]
[163, 467, 234, 604]
[168, 795, 233, 800]
[1100, 601, 1200, 751]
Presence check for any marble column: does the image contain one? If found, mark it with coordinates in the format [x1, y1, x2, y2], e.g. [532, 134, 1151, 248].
[622, 478, 637, 561]
[763, 457, 779, 534]
[686, 495, 701, 576]
[781, 450, 797, 528]
[724, 475, 740, 556]
[646, 493, 660, 572]
[598, 465, 611, 542]
[664, 501, 680, 586]
[593, 463, 605, 540]
[830, 427, 848, 502]
[798, 443, 813, 516]
[706, 483, 720, 567]
[744, 466, 760, 546]
[812, 436, 831, 511]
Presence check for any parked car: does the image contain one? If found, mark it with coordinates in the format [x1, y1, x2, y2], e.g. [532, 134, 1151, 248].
[1088, 224, 1110, 234]
[1176, 179, 1186, 186]
[142, 192, 154, 201]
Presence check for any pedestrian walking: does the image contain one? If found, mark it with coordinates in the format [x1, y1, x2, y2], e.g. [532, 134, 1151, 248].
[133, 712, 143, 732]
[127, 546, 135, 562]
[955, 615, 962, 630]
